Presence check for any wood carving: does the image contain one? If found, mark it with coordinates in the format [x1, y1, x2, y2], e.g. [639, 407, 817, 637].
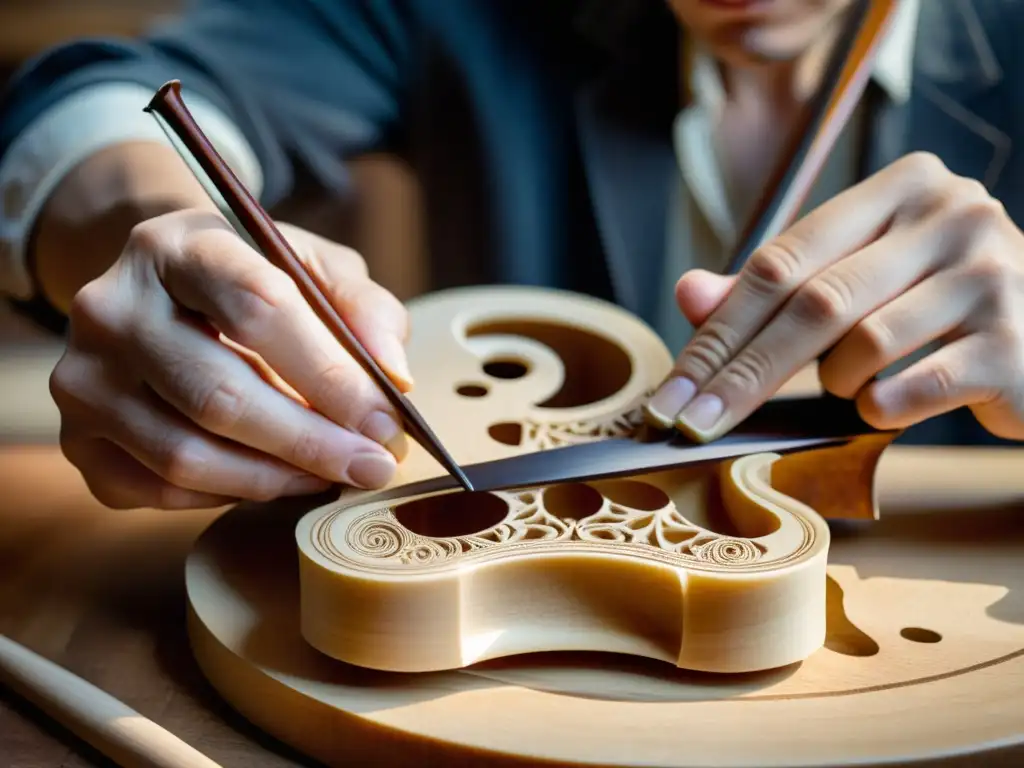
[289, 286, 863, 676]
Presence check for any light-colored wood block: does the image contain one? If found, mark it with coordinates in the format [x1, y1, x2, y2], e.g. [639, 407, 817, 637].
[294, 286, 841, 674]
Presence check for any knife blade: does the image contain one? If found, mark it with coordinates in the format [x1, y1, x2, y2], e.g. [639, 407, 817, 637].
[368, 396, 891, 502]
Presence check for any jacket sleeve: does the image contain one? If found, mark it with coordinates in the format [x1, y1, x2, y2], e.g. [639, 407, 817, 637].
[0, 0, 416, 211]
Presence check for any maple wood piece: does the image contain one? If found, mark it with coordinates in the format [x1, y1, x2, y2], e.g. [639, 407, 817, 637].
[294, 286, 892, 676]
[0, 634, 222, 768]
[298, 455, 831, 674]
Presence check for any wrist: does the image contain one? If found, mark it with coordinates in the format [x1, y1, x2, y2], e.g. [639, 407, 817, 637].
[32, 141, 215, 314]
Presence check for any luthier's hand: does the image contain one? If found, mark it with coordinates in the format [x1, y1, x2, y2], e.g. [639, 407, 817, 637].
[49, 209, 411, 509]
[645, 152, 1024, 442]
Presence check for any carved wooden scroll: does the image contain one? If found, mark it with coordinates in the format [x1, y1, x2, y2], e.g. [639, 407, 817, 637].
[294, 286, 876, 675]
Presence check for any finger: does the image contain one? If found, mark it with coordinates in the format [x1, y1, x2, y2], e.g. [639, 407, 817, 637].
[644, 152, 951, 428]
[280, 224, 414, 390]
[325, 275, 413, 391]
[62, 435, 235, 510]
[96, 387, 362, 499]
[670, 219, 949, 441]
[674, 270, 735, 328]
[153, 226, 408, 459]
[856, 331, 1006, 431]
[818, 266, 991, 398]
[133, 310, 397, 485]
[219, 333, 309, 406]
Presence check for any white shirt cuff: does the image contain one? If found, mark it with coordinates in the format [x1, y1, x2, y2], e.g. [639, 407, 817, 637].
[0, 81, 263, 301]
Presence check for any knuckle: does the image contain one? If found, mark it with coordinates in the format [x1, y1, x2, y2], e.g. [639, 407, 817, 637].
[955, 199, 1007, 238]
[719, 347, 774, 392]
[922, 362, 959, 402]
[962, 255, 1009, 297]
[744, 238, 803, 294]
[330, 244, 370, 278]
[898, 151, 950, 192]
[682, 321, 741, 380]
[224, 269, 301, 344]
[850, 315, 897, 362]
[158, 437, 209, 489]
[68, 279, 120, 336]
[48, 351, 97, 415]
[788, 276, 851, 326]
[48, 354, 75, 404]
[952, 176, 991, 205]
[190, 378, 250, 434]
[126, 219, 171, 255]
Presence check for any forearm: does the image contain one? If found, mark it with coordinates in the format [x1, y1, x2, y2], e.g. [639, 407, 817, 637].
[32, 141, 215, 314]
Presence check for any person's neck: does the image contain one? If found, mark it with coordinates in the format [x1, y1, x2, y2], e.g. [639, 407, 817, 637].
[703, 24, 843, 228]
[716, 22, 841, 115]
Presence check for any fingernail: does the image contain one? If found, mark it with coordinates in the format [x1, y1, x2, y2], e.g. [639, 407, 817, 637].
[378, 335, 414, 390]
[675, 393, 724, 437]
[347, 451, 397, 489]
[644, 377, 696, 427]
[283, 475, 334, 496]
[361, 410, 409, 460]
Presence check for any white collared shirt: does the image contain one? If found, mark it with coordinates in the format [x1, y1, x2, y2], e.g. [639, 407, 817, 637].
[655, 0, 920, 352]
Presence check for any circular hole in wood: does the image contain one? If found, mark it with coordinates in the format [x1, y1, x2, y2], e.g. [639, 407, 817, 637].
[482, 359, 529, 379]
[899, 627, 942, 644]
[588, 480, 670, 511]
[542, 483, 604, 520]
[456, 383, 489, 397]
[394, 491, 510, 538]
[466, 320, 632, 408]
[488, 422, 523, 446]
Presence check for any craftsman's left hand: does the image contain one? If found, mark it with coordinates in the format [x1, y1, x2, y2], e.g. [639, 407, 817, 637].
[645, 152, 1024, 442]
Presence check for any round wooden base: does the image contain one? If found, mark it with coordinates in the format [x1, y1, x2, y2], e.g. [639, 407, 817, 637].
[186, 493, 1024, 767]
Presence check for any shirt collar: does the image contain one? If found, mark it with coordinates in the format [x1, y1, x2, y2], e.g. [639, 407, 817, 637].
[687, 0, 920, 112]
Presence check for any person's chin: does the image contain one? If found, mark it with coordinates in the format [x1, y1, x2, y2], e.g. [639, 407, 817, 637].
[707, 24, 810, 66]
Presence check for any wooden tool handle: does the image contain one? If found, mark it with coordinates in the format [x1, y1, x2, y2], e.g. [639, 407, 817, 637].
[0, 634, 223, 768]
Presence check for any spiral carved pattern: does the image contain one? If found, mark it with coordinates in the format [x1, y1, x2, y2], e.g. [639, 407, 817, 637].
[692, 537, 763, 565]
[312, 481, 803, 577]
[347, 517, 411, 559]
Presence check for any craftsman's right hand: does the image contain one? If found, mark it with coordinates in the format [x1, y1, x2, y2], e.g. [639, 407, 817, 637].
[49, 209, 412, 510]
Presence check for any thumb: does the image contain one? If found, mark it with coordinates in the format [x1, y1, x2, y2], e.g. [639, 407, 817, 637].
[675, 269, 736, 328]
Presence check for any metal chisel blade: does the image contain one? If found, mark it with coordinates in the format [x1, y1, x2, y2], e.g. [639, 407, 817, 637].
[368, 395, 886, 502]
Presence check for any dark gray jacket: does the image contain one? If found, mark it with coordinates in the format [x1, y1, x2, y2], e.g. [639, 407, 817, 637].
[2, 0, 1022, 445]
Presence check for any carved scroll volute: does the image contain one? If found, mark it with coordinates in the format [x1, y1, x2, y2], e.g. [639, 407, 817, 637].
[385, 286, 675, 486]
[295, 286, 843, 678]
